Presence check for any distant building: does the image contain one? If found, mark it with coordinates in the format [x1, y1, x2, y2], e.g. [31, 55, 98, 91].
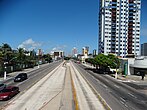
[77, 47, 89, 63]
[93, 49, 97, 57]
[37, 49, 43, 64]
[141, 43, 147, 56]
[38, 49, 43, 56]
[82, 46, 89, 56]
[53, 51, 64, 60]
[72, 47, 78, 57]
[98, 0, 141, 57]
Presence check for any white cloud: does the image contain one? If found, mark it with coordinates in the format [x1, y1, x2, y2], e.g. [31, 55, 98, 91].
[18, 38, 42, 51]
[50, 45, 67, 54]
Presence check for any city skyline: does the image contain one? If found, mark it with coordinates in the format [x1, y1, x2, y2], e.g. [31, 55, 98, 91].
[0, 0, 147, 55]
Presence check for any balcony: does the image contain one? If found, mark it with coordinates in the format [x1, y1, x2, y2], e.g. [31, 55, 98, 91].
[111, 42, 116, 45]
[111, 49, 116, 53]
[111, 27, 116, 30]
[128, 42, 133, 45]
[112, 15, 116, 18]
[128, 28, 133, 30]
[128, 23, 134, 26]
[111, 32, 116, 36]
[129, 3, 135, 6]
[128, 36, 133, 39]
[128, 51, 132, 54]
[111, 37, 116, 41]
[128, 31, 133, 34]
[112, 0, 117, 2]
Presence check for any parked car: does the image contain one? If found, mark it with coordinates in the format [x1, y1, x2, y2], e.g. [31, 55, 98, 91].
[0, 86, 19, 100]
[0, 83, 6, 91]
[14, 73, 28, 82]
[76, 61, 81, 64]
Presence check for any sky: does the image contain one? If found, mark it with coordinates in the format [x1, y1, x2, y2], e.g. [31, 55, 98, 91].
[0, 0, 147, 55]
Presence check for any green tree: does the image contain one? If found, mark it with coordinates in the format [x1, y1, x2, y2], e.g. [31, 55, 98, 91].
[107, 54, 120, 69]
[64, 57, 70, 60]
[107, 54, 120, 78]
[0, 43, 13, 62]
[42, 54, 52, 63]
[85, 58, 96, 67]
[16, 48, 26, 69]
[95, 54, 109, 70]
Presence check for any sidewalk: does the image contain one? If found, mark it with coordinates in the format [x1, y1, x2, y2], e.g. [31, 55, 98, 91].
[0, 63, 49, 82]
[82, 63, 147, 95]
[82, 63, 147, 83]
[111, 73, 147, 83]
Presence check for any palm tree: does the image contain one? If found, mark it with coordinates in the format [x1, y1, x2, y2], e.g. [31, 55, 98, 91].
[0, 43, 13, 62]
[16, 48, 26, 70]
[0, 43, 13, 76]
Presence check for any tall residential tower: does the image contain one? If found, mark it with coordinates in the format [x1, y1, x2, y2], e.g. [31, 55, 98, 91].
[98, 0, 141, 57]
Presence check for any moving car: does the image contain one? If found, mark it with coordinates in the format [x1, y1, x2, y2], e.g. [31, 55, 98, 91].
[0, 86, 19, 100]
[0, 83, 6, 91]
[14, 73, 28, 82]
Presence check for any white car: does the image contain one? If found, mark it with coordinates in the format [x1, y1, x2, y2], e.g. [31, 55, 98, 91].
[0, 83, 6, 91]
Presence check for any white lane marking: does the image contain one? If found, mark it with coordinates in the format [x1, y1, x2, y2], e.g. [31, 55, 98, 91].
[124, 104, 128, 107]
[120, 99, 128, 108]
[91, 75, 100, 82]
[88, 73, 108, 89]
[128, 93, 137, 99]
[105, 79, 109, 83]
[101, 84, 108, 88]
[120, 100, 125, 105]
[114, 84, 120, 88]
[120, 97, 126, 102]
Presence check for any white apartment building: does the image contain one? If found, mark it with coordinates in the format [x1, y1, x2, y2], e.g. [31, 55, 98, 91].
[98, 0, 141, 57]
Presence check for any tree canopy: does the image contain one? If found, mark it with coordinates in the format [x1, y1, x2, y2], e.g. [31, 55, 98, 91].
[0, 43, 53, 75]
[85, 54, 120, 71]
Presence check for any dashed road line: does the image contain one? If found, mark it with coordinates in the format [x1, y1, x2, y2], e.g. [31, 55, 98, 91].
[128, 93, 137, 99]
[114, 85, 120, 89]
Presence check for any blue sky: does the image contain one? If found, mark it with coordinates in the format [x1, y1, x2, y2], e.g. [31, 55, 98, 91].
[0, 0, 147, 55]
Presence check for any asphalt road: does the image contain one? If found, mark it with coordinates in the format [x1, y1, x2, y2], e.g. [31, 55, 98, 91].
[70, 61, 105, 110]
[4, 62, 66, 110]
[0, 61, 62, 108]
[73, 62, 147, 110]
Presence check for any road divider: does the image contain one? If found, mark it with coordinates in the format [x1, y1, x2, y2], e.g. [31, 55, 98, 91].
[69, 66, 79, 110]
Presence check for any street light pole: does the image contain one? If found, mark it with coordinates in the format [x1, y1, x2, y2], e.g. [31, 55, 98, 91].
[3, 57, 17, 80]
[4, 62, 8, 80]
[38, 62, 40, 68]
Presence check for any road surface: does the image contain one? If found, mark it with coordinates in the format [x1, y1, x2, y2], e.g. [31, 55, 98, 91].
[73, 61, 147, 110]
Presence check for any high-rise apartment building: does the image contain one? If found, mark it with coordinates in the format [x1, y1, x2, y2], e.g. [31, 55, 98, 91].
[98, 0, 141, 57]
[82, 46, 89, 56]
[72, 47, 78, 57]
[141, 43, 147, 56]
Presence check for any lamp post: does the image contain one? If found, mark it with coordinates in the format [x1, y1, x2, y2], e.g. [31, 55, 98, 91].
[3, 57, 17, 80]
[4, 62, 8, 80]
[38, 61, 40, 68]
